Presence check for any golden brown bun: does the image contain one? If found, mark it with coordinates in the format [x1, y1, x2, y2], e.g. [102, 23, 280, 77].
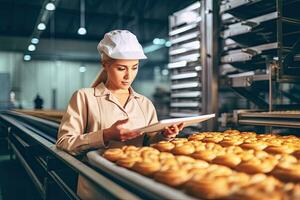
[154, 169, 191, 187]
[158, 152, 175, 161]
[212, 154, 242, 168]
[202, 135, 224, 143]
[169, 138, 188, 144]
[151, 141, 175, 152]
[103, 148, 124, 162]
[191, 150, 217, 162]
[271, 162, 300, 182]
[240, 141, 268, 150]
[185, 176, 231, 199]
[220, 138, 244, 147]
[132, 160, 161, 176]
[116, 156, 141, 168]
[235, 158, 277, 174]
[265, 145, 295, 154]
[171, 143, 195, 155]
[122, 145, 139, 153]
[188, 133, 206, 141]
[224, 129, 241, 135]
[227, 176, 283, 200]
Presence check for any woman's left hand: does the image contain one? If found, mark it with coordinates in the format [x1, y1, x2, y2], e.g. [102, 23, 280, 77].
[162, 123, 184, 138]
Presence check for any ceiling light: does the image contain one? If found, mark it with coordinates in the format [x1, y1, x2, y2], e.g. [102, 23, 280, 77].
[28, 44, 36, 51]
[45, 2, 56, 11]
[153, 38, 166, 45]
[79, 66, 86, 73]
[37, 23, 46, 30]
[78, 0, 87, 35]
[153, 38, 161, 45]
[24, 55, 31, 61]
[31, 38, 39, 44]
[77, 27, 87, 35]
[165, 41, 172, 47]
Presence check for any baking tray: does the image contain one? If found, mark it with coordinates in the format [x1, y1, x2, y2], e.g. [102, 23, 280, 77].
[87, 150, 198, 200]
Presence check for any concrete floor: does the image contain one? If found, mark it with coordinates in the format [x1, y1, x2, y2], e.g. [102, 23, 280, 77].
[0, 138, 42, 200]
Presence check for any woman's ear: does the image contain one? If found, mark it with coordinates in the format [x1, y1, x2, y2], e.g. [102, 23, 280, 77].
[102, 62, 108, 70]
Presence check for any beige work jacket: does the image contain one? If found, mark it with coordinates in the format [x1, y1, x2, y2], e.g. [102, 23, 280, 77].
[56, 82, 163, 155]
[56, 83, 166, 200]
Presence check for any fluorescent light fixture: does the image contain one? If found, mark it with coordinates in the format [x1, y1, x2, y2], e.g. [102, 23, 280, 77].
[37, 23, 46, 30]
[28, 44, 36, 51]
[153, 38, 161, 45]
[143, 45, 163, 53]
[77, 27, 87, 35]
[153, 38, 166, 45]
[45, 2, 56, 11]
[31, 38, 39, 44]
[165, 41, 172, 47]
[161, 69, 169, 76]
[79, 66, 86, 73]
[24, 55, 31, 61]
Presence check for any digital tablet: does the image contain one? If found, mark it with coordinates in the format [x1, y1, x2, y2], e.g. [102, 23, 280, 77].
[131, 113, 215, 133]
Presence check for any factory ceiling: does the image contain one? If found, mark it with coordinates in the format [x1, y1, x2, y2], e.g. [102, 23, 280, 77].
[0, 0, 196, 61]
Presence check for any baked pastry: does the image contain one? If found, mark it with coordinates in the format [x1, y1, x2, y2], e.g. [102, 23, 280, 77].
[188, 133, 206, 141]
[224, 129, 241, 135]
[171, 143, 195, 155]
[271, 162, 300, 182]
[265, 145, 295, 154]
[154, 168, 191, 187]
[240, 141, 268, 151]
[170, 138, 188, 144]
[151, 141, 175, 152]
[175, 155, 195, 165]
[185, 176, 232, 199]
[158, 152, 175, 161]
[122, 145, 139, 153]
[235, 157, 277, 174]
[219, 138, 244, 147]
[159, 158, 179, 171]
[283, 183, 300, 200]
[275, 154, 298, 164]
[212, 154, 242, 168]
[132, 160, 161, 176]
[116, 156, 141, 168]
[103, 148, 124, 162]
[191, 150, 217, 162]
[228, 176, 283, 200]
[207, 165, 233, 177]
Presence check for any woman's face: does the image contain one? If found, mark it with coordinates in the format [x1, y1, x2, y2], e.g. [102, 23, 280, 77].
[104, 59, 139, 90]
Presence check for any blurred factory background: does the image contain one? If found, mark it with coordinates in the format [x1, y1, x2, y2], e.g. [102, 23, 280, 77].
[0, 0, 194, 112]
[1, 0, 300, 200]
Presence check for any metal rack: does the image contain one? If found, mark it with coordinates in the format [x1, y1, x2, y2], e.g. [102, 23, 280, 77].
[220, 0, 300, 129]
[168, 2, 202, 130]
[235, 110, 300, 129]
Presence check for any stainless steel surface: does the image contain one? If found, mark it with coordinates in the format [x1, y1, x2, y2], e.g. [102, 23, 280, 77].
[201, 0, 220, 130]
[0, 114, 141, 200]
[169, 2, 202, 126]
[237, 110, 300, 128]
[87, 150, 198, 200]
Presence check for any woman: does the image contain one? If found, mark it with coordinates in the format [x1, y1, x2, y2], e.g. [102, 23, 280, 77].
[56, 30, 183, 200]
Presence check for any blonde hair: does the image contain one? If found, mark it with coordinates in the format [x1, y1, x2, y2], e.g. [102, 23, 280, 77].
[90, 53, 115, 87]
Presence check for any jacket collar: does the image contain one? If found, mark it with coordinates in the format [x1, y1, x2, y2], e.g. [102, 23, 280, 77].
[94, 82, 142, 98]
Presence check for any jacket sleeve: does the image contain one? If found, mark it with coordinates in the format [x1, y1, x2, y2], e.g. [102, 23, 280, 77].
[56, 90, 106, 155]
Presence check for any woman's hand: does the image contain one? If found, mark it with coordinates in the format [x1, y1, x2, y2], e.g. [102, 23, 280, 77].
[162, 123, 184, 138]
[103, 118, 143, 143]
